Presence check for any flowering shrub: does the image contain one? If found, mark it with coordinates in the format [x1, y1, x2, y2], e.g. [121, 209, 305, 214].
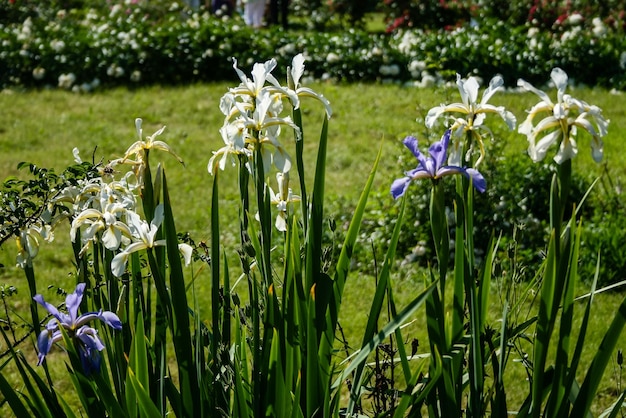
[1, 1, 625, 90]
[381, 0, 475, 32]
[394, 19, 626, 89]
[525, 0, 626, 31]
[380, 0, 626, 32]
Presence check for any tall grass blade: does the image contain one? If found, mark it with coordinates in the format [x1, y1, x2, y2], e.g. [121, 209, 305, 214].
[479, 235, 499, 330]
[267, 328, 287, 417]
[233, 310, 252, 418]
[491, 300, 509, 416]
[548, 218, 580, 417]
[90, 373, 127, 418]
[17, 351, 67, 417]
[253, 143, 272, 286]
[162, 171, 199, 417]
[392, 360, 427, 418]
[141, 151, 155, 222]
[0, 327, 61, 417]
[452, 184, 465, 348]
[557, 248, 597, 417]
[23, 264, 40, 337]
[0, 366, 31, 417]
[210, 171, 223, 392]
[292, 107, 308, 230]
[463, 179, 484, 416]
[222, 249, 231, 343]
[319, 138, 380, 413]
[531, 231, 557, 417]
[55, 392, 79, 418]
[244, 214, 264, 415]
[127, 304, 149, 417]
[571, 252, 626, 415]
[306, 115, 328, 292]
[128, 369, 163, 418]
[305, 286, 322, 418]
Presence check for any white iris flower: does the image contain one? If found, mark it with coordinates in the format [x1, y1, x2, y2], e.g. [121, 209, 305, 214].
[16, 223, 53, 268]
[70, 205, 131, 255]
[518, 68, 609, 164]
[288, 53, 332, 118]
[209, 54, 331, 180]
[116, 119, 184, 189]
[230, 57, 298, 106]
[111, 205, 192, 277]
[122, 118, 183, 164]
[268, 172, 300, 232]
[426, 74, 516, 166]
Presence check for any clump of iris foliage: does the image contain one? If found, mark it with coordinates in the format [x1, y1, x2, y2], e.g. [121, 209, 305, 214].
[1, 50, 625, 417]
[1, 0, 626, 90]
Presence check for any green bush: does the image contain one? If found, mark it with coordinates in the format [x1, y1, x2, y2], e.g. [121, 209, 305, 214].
[1, 1, 625, 90]
[336, 147, 594, 280]
[336, 137, 626, 289]
[579, 175, 626, 286]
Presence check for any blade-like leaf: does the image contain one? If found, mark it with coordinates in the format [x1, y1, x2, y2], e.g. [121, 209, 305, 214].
[333, 281, 437, 390]
[306, 115, 328, 292]
[550, 218, 582, 417]
[162, 171, 200, 416]
[128, 369, 163, 418]
[233, 311, 252, 418]
[210, 171, 222, 378]
[0, 364, 31, 417]
[330, 144, 382, 330]
[572, 253, 626, 415]
[346, 194, 407, 413]
[531, 231, 557, 417]
[127, 305, 149, 417]
[292, 107, 308, 230]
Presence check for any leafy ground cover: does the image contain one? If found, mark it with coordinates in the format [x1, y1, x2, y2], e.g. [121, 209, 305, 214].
[1, 81, 626, 415]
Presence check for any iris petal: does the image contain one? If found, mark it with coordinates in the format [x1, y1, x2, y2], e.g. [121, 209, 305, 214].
[99, 311, 123, 330]
[391, 177, 412, 199]
[33, 294, 69, 325]
[481, 75, 504, 105]
[391, 130, 487, 198]
[33, 284, 123, 373]
[465, 168, 487, 193]
[402, 136, 421, 159]
[428, 131, 451, 170]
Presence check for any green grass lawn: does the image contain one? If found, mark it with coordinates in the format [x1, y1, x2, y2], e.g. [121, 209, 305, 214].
[1, 82, 626, 415]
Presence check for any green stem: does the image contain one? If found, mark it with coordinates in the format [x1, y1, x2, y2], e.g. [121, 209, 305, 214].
[430, 183, 448, 293]
[293, 108, 308, 232]
[23, 264, 40, 337]
[210, 171, 222, 387]
[253, 139, 272, 288]
[238, 154, 250, 235]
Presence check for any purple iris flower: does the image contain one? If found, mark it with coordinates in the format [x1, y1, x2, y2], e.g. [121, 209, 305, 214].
[33, 283, 122, 374]
[391, 130, 486, 199]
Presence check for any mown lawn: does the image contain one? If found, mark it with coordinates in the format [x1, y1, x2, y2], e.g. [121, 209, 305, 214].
[1, 82, 626, 415]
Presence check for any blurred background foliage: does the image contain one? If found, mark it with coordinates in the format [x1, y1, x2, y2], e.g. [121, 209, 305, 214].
[1, 0, 624, 89]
